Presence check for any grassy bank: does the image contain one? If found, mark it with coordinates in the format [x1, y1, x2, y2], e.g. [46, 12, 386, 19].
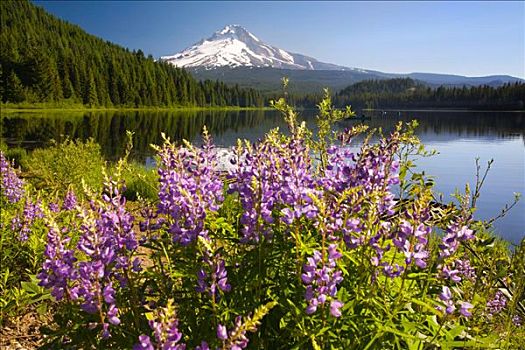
[1, 102, 270, 114]
[1, 106, 271, 114]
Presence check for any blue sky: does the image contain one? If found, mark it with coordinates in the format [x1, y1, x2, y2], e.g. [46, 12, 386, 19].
[35, 1, 525, 78]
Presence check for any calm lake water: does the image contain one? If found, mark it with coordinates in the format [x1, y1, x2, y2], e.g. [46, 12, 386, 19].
[2, 109, 524, 244]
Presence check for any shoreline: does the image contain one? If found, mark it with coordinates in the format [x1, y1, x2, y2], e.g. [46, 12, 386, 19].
[363, 108, 525, 113]
[0, 106, 271, 114]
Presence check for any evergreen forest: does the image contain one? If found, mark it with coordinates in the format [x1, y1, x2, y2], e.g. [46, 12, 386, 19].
[330, 78, 525, 110]
[0, 0, 263, 108]
[278, 79, 524, 110]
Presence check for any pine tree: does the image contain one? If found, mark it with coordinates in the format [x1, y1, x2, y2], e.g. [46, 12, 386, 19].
[85, 71, 98, 106]
[5, 70, 25, 102]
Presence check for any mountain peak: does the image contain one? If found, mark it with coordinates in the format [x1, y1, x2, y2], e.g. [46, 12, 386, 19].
[217, 24, 249, 34]
[161, 25, 351, 71]
[211, 24, 260, 43]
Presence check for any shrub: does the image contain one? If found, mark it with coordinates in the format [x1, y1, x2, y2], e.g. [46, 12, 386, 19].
[121, 162, 159, 202]
[25, 138, 105, 196]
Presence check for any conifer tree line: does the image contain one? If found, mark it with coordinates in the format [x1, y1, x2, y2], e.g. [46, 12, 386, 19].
[266, 78, 524, 110]
[0, 0, 263, 107]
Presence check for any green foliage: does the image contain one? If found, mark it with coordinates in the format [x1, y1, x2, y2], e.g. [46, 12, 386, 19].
[120, 162, 159, 202]
[0, 191, 49, 323]
[26, 138, 106, 196]
[0, 141, 28, 168]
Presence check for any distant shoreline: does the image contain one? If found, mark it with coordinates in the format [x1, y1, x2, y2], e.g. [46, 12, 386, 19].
[0, 105, 270, 114]
[364, 108, 525, 113]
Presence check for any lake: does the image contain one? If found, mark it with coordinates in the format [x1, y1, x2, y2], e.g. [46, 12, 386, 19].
[1, 109, 524, 244]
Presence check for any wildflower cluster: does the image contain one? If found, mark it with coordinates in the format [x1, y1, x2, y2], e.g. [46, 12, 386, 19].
[227, 128, 318, 242]
[157, 130, 224, 245]
[318, 128, 408, 279]
[134, 300, 186, 350]
[0, 150, 25, 203]
[196, 238, 231, 298]
[38, 179, 139, 338]
[22, 93, 523, 348]
[37, 224, 76, 300]
[11, 198, 44, 241]
[301, 245, 344, 317]
[63, 189, 78, 210]
[437, 285, 474, 317]
[486, 290, 507, 316]
[441, 258, 477, 283]
[439, 222, 475, 258]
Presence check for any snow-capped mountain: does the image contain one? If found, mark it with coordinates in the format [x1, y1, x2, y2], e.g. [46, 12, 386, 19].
[161, 24, 363, 71]
[162, 24, 523, 91]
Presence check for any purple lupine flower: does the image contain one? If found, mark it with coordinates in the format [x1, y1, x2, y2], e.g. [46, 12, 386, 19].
[39, 179, 139, 338]
[63, 189, 78, 210]
[134, 335, 155, 350]
[342, 218, 363, 249]
[12, 198, 44, 241]
[319, 129, 407, 277]
[512, 315, 522, 327]
[486, 291, 507, 316]
[382, 263, 405, 278]
[441, 259, 477, 283]
[302, 245, 343, 317]
[217, 324, 228, 340]
[157, 130, 224, 245]
[439, 223, 475, 258]
[438, 286, 456, 314]
[441, 265, 462, 283]
[330, 300, 344, 317]
[439, 286, 452, 301]
[228, 133, 318, 243]
[37, 226, 77, 301]
[195, 341, 210, 350]
[437, 286, 474, 317]
[459, 302, 473, 317]
[455, 259, 476, 281]
[0, 151, 25, 203]
[134, 300, 186, 350]
[218, 316, 251, 350]
[392, 220, 431, 272]
[107, 304, 120, 325]
[139, 207, 163, 233]
[196, 256, 231, 297]
[49, 202, 59, 213]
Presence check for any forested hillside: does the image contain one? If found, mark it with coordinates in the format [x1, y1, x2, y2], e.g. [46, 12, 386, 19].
[0, 0, 263, 107]
[329, 78, 525, 110]
[298, 78, 524, 110]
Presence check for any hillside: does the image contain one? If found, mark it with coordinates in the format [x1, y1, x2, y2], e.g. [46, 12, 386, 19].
[190, 67, 380, 94]
[330, 78, 525, 110]
[0, 0, 263, 108]
[190, 67, 523, 95]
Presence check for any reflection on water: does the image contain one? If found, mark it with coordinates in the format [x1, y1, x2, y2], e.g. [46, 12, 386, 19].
[1, 109, 276, 160]
[1, 109, 524, 244]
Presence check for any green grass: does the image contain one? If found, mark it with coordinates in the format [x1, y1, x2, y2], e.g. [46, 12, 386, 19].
[1, 102, 270, 113]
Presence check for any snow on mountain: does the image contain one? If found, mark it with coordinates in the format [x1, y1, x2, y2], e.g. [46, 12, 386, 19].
[161, 24, 363, 71]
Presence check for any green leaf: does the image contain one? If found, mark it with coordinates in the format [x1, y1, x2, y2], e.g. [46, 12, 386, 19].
[310, 335, 322, 350]
[410, 297, 442, 315]
[20, 281, 42, 295]
[36, 302, 48, 315]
